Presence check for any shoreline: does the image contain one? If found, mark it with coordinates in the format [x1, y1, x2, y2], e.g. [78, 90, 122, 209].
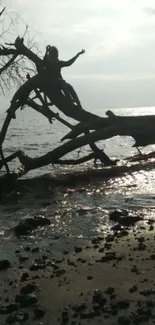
[0, 226, 155, 324]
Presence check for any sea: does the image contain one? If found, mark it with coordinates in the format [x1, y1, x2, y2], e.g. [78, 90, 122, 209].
[0, 105, 155, 256]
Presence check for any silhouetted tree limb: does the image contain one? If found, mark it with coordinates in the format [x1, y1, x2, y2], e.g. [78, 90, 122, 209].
[0, 19, 155, 187]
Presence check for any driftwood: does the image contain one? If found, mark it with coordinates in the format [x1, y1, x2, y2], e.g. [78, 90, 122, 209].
[0, 35, 155, 192]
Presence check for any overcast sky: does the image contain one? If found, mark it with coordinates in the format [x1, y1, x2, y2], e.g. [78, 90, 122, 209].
[3, 0, 155, 110]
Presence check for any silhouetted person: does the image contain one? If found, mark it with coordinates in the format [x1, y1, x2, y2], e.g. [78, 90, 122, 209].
[43, 45, 85, 106]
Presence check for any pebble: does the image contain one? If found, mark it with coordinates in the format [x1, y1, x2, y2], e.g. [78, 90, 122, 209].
[15, 293, 37, 307]
[0, 260, 11, 270]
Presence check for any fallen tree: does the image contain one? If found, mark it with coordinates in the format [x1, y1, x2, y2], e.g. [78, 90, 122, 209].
[0, 27, 155, 191]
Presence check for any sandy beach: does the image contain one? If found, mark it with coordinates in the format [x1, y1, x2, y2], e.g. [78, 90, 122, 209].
[0, 221, 155, 325]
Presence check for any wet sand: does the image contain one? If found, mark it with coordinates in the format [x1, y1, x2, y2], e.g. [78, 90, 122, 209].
[0, 225, 155, 325]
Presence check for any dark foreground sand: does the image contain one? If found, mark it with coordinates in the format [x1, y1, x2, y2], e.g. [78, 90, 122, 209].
[1, 225, 155, 325]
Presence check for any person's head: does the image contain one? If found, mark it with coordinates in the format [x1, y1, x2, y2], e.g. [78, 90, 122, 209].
[46, 45, 59, 61]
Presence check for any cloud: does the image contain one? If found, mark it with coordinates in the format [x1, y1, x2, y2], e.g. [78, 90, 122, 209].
[4, 0, 155, 108]
[144, 7, 155, 15]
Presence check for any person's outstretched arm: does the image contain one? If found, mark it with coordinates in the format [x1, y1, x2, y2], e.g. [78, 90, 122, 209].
[60, 49, 85, 68]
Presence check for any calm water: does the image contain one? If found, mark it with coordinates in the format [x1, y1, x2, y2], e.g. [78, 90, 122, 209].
[0, 106, 155, 246]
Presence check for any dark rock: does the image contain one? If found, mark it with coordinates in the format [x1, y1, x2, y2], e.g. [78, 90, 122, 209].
[15, 293, 37, 307]
[105, 287, 115, 295]
[31, 247, 40, 253]
[6, 311, 29, 323]
[146, 300, 154, 308]
[100, 252, 116, 262]
[20, 283, 38, 294]
[77, 258, 86, 263]
[110, 210, 143, 227]
[118, 230, 129, 237]
[74, 247, 82, 253]
[137, 236, 145, 243]
[30, 263, 40, 271]
[131, 265, 139, 273]
[109, 209, 128, 222]
[118, 316, 131, 325]
[15, 216, 51, 236]
[138, 242, 146, 250]
[91, 237, 104, 244]
[33, 307, 45, 319]
[129, 285, 138, 293]
[98, 247, 104, 253]
[24, 246, 31, 251]
[92, 290, 107, 306]
[0, 306, 7, 314]
[87, 276, 93, 280]
[150, 254, 155, 260]
[73, 303, 86, 312]
[62, 250, 69, 255]
[93, 244, 99, 249]
[139, 289, 155, 296]
[104, 243, 112, 250]
[119, 216, 143, 227]
[5, 303, 19, 313]
[118, 300, 130, 309]
[20, 272, 29, 281]
[0, 260, 11, 270]
[19, 255, 29, 263]
[61, 310, 69, 323]
[80, 309, 96, 319]
[55, 269, 66, 277]
[67, 260, 76, 267]
[105, 234, 115, 242]
[111, 224, 123, 231]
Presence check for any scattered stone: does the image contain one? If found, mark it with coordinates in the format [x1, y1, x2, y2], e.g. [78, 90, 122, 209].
[150, 254, 155, 260]
[105, 287, 115, 295]
[87, 276, 93, 280]
[111, 224, 123, 231]
[92, 290, 107, 307]
[117, 300, 130, 309]
[24, 246, 31, 252]
[62, 250, 69, 255]
[109, 209, 128, 222]
[98, 247, 104, 253]
[104, 243, 112, 250]
[73, 303, 86, 312]
[100, 252, 116, 262]
[118, 315, 131, 325]
[20, 283, 38, 294]
[140, 289, 155, 296]
[61, 310, 69, 323]
[129, 285, 138, 293]
[0, 260, 11, 270]
[6, 311, 29, 323]
[15, 216, 51, 236]
[33, 307, 45, 319]
[67, 260, 76, 267]
[80, 309, 96, 319]
[91, 237, 104, 244]
[105, 234, 115, 242]
[20, 272, 29, 282]
[131, 266, 139, 273]
[15, 293, 37, 307]
[138, 242, 146, 250]
[77, 258, 86, 263]
[137, 236, 145, 243]
[31, 247, 40, 253]
[74, 247, 82, 253]
[19, 255, 29, 262]
[118, 230, 129, 237]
